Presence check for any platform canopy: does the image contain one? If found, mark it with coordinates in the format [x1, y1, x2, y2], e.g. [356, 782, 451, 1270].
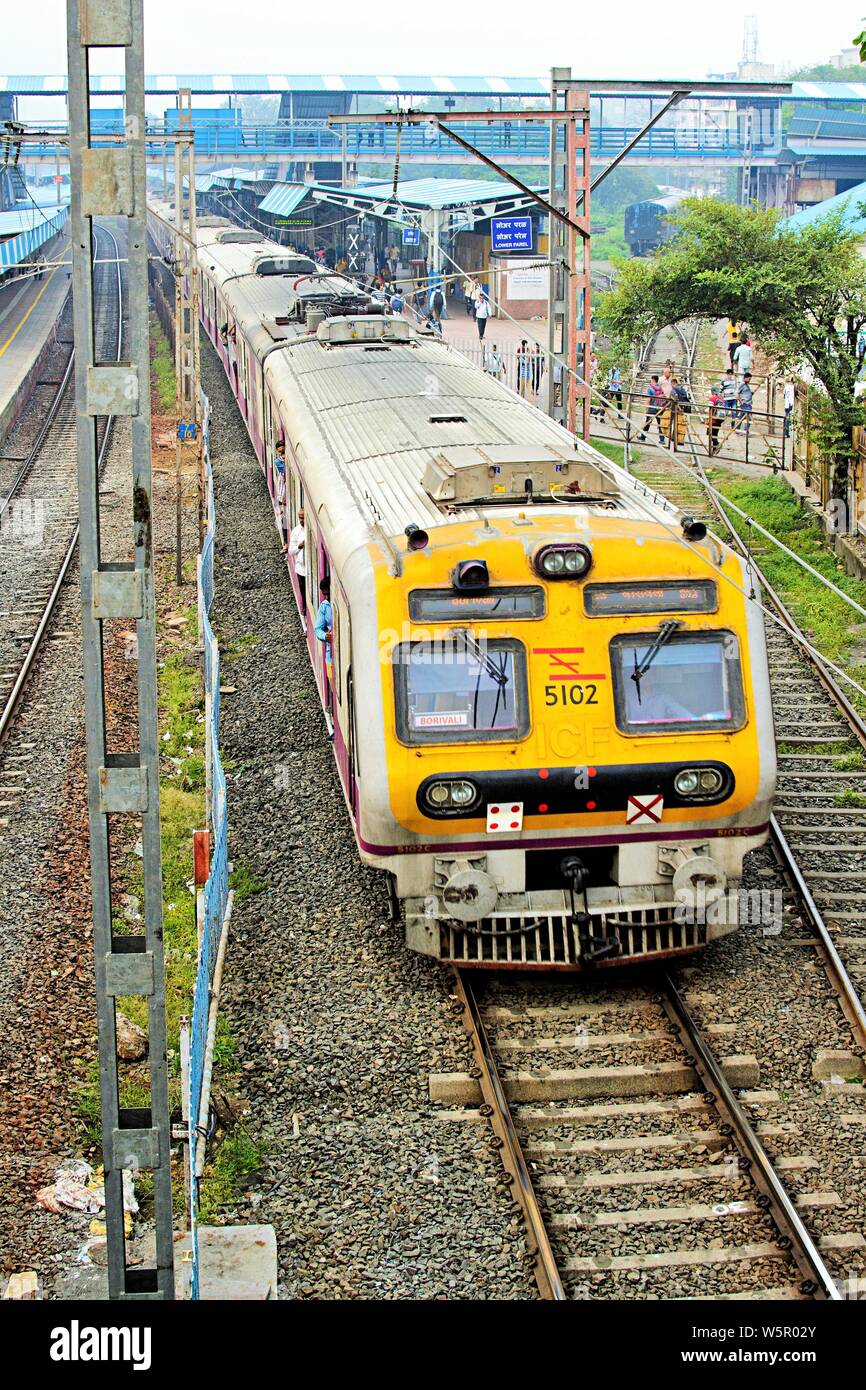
[259, 175, 545, 220]
[780, 180, 866, 235]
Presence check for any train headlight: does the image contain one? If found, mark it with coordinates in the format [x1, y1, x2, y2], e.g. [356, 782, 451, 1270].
[674, 767, 726, 798]
[424, 779, 478, 811]
[535, 544, 592, 580]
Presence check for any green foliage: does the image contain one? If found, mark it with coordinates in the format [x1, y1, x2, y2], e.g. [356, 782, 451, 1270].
[230, 862, 265, 901]
[598, 199, 866, 491]
[149, 311, 176, 413]
[709, 473, 866, 673]
[593, 167, 660, 213]
[833, 788, 866, 807]
[198, 1127, 264, 1222]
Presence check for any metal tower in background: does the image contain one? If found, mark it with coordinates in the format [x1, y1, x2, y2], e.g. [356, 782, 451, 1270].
[743, 14, 759, 66]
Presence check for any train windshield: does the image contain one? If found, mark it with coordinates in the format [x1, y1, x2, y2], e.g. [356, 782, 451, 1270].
[394, 638, 529, 743]
[610, 631, 745, 734]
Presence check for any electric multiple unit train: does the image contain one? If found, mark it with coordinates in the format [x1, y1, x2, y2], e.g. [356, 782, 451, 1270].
[148, 202, 776, 971]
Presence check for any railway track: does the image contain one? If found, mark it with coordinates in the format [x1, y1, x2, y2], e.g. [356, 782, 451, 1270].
[0, 221, 124, 744]
[447, 322, 866, 1302]
[453, 968, 847, 1301]
[623, 322, 866, 1051]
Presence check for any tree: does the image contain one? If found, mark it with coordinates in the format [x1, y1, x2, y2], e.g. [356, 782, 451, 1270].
[592, 167, 660, 213]
[597, 198, 866, 498]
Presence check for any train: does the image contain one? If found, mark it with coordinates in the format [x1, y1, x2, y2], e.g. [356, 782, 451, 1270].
[148, 200, 776, 972]
[624, 191, 689, 258]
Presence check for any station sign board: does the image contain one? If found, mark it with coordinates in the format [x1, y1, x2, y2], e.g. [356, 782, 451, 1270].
[402, 226, 421, 245]
[491, 215, 534, 255]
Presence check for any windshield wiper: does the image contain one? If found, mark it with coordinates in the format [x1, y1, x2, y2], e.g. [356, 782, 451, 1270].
[453, 630, 509, 687]
[631, 619, 682, 705]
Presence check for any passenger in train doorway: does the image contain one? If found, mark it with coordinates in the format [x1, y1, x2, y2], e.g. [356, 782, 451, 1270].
[273, 441, 288, 552]
[314, 577, 334, 720]
[288, 507, 307, 613]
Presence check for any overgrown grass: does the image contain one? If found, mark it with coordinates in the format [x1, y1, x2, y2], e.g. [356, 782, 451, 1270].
[229, 861, 265, 902]
[198, 1127, 265, 1223]
[833, 789, 866, 808]
[708, 474, 866, 684]
[150, 310, 177, 413]
[589, 437, 637, 469]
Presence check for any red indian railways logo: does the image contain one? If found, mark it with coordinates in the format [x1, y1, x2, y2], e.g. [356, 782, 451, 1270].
[532, 647, 608, 682]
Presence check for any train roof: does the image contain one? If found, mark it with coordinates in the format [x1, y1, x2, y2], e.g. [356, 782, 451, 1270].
[145, 199, 714, 567]
[271, 326, 660, 542]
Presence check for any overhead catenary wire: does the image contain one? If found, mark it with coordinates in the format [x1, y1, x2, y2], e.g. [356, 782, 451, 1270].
[390, 194, 866, 637]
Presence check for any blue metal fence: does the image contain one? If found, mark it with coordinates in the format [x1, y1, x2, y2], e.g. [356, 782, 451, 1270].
[0, 206, 68, 270]
[189, 389, 230, 1300]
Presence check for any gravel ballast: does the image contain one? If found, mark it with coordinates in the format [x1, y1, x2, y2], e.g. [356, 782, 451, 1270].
[202, 344, 535, 1300]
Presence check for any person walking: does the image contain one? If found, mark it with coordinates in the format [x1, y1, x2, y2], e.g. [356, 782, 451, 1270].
[707, 383, 722, 455]
[727, 319, 741, 369]
[638, 375, 666, 443]
[733, 337, 753, 381]
[737, 372, 754, 432]
[288, 507, 307, 612]
[429, 284, 446, 323]
[720, 368, 738, 420]
[783, 376, 796, 438]
[390, 286, 404, 316]
[474, 290, 491, 340]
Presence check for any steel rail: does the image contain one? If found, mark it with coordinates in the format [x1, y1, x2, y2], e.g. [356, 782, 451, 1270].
[661, 975, 841, 1300]
[0, 241, 96, 519]
[452, 969, 566, 1301]
[0, 222, 123, 745]
[668, 337, 866, 1056]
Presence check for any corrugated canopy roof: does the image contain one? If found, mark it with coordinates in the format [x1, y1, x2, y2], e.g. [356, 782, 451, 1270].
[780, 180, 866, 235]
[258, 183, 312, 216]
[259, 176, 545, 216]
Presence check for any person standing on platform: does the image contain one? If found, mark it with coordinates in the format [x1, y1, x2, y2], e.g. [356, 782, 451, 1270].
[484, 343, 504, 379]
[531, 343, 544, 399]
[517, 340, 532, 397]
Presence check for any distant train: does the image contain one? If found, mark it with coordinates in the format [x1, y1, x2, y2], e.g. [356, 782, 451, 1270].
[147, 200, 776, 973]
[624, 192, 689, 257]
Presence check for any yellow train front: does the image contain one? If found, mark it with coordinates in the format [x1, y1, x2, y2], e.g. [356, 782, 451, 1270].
[360, 455, 775, 970]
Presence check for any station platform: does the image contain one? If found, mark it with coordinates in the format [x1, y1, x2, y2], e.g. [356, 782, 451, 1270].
[0, 229, 71, 450]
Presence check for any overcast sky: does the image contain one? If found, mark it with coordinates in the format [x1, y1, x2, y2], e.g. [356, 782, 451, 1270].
[8, 1, 865, 79]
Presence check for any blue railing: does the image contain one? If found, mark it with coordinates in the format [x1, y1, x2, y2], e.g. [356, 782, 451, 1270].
[23, 117, 780, 162]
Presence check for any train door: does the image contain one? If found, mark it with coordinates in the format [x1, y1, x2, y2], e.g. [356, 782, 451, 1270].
[317, 547, 333, 723]
[340, 606, 358, 815]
